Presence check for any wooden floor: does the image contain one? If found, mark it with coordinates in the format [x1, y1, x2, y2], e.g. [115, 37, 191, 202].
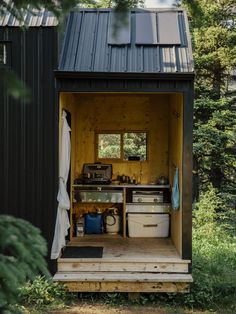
[65, 235, 184, 262]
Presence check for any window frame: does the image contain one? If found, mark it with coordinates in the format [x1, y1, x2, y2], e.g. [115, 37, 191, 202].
[95, 130, 148, 162]
[0, 41, 12, 67]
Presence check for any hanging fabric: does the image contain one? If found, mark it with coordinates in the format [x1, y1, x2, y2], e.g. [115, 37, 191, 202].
[171, 167, 180, 210]
[51, 110, 71, 259]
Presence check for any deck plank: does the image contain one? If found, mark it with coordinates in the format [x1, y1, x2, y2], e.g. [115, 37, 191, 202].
[58, 260, 189, 273]
[54, 272, 193, 282]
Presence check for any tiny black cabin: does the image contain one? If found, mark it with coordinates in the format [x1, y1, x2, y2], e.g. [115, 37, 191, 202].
[0, 9, 58, 267]
[0, 8, 194, 293]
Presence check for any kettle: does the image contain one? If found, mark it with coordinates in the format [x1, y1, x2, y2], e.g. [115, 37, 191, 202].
[157, 175, 169, 185]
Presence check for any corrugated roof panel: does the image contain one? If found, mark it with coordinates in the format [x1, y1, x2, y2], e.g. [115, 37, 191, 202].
[28, 8, 40, 26]
[158, 12, 181, 45]
[93, 12, 110, 71]
[127, 44, 139, 72]
[178, 47, 190, 72]
[24, 11, 32, 26]
[136, 13, 157, 45]
[161, 47, 177, 72]
[132, 45, 144, 72]
[74, 11, 97, 71]
[59, 12, 83, 71]
[108, 12, 131, 45]
[58, 9, 193, 74]
[110, 46, 127, 72]
[0, 7, 58, 26]
[143, 47, 156, 72]
[178, 12, 187, 47]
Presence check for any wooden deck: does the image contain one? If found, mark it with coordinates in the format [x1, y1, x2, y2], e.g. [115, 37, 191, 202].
[54, 236, 192, 293]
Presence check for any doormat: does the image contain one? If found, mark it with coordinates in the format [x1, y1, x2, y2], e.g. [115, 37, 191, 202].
[61, 246, 103, 258]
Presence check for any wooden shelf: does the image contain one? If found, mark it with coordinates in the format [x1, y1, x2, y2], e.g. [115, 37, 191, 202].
[71, 233, 123, 241]
[72, 184, 170, 188]
[71, 184, 171, 240]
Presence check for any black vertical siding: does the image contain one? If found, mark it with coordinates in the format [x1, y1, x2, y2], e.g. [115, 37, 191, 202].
[0, 26, 58, 271]
[182, 88, 194, 262]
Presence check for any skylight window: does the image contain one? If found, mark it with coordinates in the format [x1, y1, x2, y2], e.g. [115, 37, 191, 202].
[136, 13, 157, 44]
[158, 12, 181, 45]
[135, 12, 181, 45]
[107, 13, 131, 45]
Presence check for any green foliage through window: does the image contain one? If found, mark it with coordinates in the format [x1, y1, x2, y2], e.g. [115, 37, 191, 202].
[123, 132, 146, 161]
[98, 133, 121, 159]
[97, 132, 147, 161]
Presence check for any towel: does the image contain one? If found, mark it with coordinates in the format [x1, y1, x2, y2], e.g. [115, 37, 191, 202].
[172, 167, 180, 210]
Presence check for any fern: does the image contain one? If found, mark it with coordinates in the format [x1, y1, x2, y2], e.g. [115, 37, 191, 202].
[0, 215, 49, 312]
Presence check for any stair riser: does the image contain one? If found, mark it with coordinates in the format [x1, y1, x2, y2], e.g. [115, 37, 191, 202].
[58, 262, 189, 273]
[62, 281, 191, 293]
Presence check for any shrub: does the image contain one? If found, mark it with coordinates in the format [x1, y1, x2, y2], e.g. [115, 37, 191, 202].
[190, 187, 236, 308]
[139, 187, 236, 311]
[0, 215, 49, 313]
[18, 276, 74, 311]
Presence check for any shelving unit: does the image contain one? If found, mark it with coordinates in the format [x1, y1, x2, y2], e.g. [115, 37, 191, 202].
[70, 184, 171, 240]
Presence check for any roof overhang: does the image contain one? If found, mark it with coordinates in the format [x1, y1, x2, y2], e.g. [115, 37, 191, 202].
[55, 71, 195, 80]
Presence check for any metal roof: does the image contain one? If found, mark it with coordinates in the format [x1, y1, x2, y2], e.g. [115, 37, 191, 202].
[59, 9, 194, 74]
[0, 6, 58, 27]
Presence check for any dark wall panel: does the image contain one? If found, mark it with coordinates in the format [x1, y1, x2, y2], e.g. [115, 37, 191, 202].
[0, 27, 58, 271]
[56, 75, 194, 93]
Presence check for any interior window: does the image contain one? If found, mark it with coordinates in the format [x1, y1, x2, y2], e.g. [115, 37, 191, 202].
[98, 133, 121, 159]
[124, 132, 147, 161]
[96, 132, 147, 161]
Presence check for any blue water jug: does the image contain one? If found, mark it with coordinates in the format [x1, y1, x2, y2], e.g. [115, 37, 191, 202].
[85, 213, 103, 234]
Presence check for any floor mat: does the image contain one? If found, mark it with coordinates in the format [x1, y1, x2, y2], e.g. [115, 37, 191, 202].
[61, 246, 103, 258]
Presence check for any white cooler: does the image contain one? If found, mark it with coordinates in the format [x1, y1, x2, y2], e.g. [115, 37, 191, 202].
[128, 213, 169, 238]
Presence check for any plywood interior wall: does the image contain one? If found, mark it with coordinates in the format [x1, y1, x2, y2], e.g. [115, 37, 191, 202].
[59, 92, 183, 249]
[168, 93, 183, 256]
[62, 93, 170, 185]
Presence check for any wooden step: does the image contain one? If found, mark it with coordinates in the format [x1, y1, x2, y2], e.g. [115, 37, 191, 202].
[53, 271, 193, 293]
[58, 258, 190, 273]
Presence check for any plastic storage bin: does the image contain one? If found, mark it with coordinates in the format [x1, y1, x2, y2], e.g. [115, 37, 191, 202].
[128, 213, 169, 237]
[79, 191, 123, 203]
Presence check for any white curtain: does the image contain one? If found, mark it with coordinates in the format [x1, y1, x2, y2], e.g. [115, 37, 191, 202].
[51, 110, 71, 259]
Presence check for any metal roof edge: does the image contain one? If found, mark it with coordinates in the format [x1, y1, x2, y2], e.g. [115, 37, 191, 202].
[0, 25, 57, 28]
[54, 71, 195, 80]
[183, 10, 194, 72]
[70, 8, 185, 13]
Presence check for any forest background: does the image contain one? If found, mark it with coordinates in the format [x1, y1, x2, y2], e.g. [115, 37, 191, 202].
[0, 0, 235, 313]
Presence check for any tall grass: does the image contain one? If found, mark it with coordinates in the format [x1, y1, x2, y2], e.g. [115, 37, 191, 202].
[189, 187, 236, 309]
[154, 187, 236, 310]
